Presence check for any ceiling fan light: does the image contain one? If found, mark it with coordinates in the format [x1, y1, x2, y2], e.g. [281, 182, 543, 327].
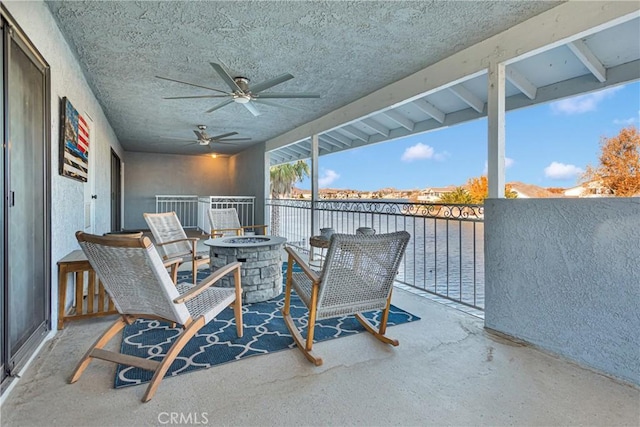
[233, 94, 251, 104]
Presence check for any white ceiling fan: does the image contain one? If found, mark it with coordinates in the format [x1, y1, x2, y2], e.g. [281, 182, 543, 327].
[159, 125, 251, 149]
[156, 61, 320, 116]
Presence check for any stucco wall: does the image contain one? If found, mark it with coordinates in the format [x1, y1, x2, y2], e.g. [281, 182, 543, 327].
[229, 143, 267, 226]
[484, 198, 640, 385]
[4, 1, 125, 328]
[123, 151, 231, 230]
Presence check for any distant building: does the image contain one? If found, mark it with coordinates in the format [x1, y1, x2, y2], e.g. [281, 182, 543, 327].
[564, 180, 612, 197]
[416, 186, 457, 202]
[508, 182, 559, 199]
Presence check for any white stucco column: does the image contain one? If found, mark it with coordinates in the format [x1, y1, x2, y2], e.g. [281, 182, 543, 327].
[263, 150, 271, 230]
[310, 134, 319, 236]
[487, 60, 506, 198]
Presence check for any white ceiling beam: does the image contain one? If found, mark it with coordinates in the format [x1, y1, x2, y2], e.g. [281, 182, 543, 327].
[412, 98, 445, 123]
[281, 144, 308, 157]
[270, 150, 298, 165]
[269, 151, 286, 164]
[506, 67, 537, 100]
[567, 39, 607, 83]
[449, 84, 485, 113]
[318, 141, 333, 152]
[360, 118, 390, 136]
[266, 2, 637, 151]
[318, 135, 344, 150]
[324, 131, 353, 147]
[381, 110, 414, 131]
[320, 134, 346, 148]
[337, 125, 369, 142]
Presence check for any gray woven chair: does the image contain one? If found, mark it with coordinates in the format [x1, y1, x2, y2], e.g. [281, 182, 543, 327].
[71, 232, 243, 402]
[283, 231, 410, 366]
[144, 211, 209, 284]
[207, 207, 268, 237]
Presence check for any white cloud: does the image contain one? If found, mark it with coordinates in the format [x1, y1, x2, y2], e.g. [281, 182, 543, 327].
[401, 143, 435, 162]
[544, 162, 584, 180]
[613, 111, 639, 125]
[613, 117, 636, 125]
[482, 157, 514, 174]
[318, 169, 340, 187]
[550, 86, 623, 115]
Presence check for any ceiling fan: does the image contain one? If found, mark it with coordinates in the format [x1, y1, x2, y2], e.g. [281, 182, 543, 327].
[192, 125, 251, 146]
[156, 62, 320, 116]
[160, 125, 251, 148]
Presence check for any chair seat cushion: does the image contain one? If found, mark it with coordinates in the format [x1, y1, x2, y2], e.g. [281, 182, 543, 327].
[291, 269, 389, 320]
[176, 283, 236, 323]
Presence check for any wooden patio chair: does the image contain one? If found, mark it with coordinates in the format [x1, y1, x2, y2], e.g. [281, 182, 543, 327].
[207, 207, 268, 237]
[71, 232, 243, 402]
[144, 212, 209, 284]
[282, 231, 410, 366]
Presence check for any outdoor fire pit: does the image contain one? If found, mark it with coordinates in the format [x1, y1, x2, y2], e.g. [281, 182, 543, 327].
[205, 235, 287, 303]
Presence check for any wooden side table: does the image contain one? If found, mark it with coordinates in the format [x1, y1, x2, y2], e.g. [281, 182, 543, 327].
[309, 236, 330, 269]
[57, 250, 117, 330]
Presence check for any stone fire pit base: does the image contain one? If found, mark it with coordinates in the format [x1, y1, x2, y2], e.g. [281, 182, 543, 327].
[205, 236, 287, 303]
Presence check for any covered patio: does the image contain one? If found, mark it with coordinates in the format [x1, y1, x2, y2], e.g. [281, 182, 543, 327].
[2, 286, 638, 426]
[1, 1, 639, 423]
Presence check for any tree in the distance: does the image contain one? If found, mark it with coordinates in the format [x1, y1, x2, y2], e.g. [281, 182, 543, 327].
[269, 160, 310, 235]
[438, 187, 475, 204]
[466, 175, 517, 203]
[582, 126, 640, 197]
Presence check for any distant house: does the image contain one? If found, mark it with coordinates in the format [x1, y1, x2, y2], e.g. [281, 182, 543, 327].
[564, 180, 612, 197]
[508, 182, 560, 199]
[416, 186, 456, 202]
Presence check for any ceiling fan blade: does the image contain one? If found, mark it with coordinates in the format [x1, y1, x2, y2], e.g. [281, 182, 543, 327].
[210, 131, 238, 140]
[155, 76, 229, 94]
[209, 141, 237, 146]
[210, 62, 243, 92]
[215, 138, 252, 142]
[252, 98, 303, 111]
[257, 92, 320, 99]
[193, 130, 204, 139]
[205, 98, 234, 114]
[163, 95, 229, 100]
[250, 73, 294, 93]
[243, 101, 261, 117]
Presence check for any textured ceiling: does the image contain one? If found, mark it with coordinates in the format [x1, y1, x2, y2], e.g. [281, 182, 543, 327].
[45, 1, 563, 156]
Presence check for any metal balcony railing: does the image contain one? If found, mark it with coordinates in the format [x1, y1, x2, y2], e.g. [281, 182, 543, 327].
[266, 198, 484, 310]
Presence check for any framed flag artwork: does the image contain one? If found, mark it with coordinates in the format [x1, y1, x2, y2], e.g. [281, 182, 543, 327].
[59, 97, 89, 182]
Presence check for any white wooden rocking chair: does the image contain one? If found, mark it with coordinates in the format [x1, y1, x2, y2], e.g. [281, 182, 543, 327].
[282, 231, 410, 366]
[71, 232, 243, 402]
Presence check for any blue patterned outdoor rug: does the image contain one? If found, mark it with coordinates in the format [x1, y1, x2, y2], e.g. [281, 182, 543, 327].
[115, 263, 420, 388]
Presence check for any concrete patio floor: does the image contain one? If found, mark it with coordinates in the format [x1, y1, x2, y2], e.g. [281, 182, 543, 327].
[1, 281, 638, 427]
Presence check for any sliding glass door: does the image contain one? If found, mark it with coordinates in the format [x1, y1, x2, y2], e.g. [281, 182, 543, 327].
[1, 8, 50, 384]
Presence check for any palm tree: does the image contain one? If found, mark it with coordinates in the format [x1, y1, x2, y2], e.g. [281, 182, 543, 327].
[270, 160, 310, 235]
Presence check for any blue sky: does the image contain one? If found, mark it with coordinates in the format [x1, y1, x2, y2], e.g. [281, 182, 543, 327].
[298, 81, 640, 191]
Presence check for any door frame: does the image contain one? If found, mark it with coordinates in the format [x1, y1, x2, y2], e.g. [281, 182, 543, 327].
[1, 5, 51, 384]
[110, 148, 122, 232]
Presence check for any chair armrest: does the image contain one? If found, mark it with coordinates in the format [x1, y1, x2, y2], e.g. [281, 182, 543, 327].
[241, 225, 269, 235]
[173, 262, 242, 304]
[156, 237, 199, 246]
[210, 227, 243, 237]
[163, 258, 182, 284]
[285, 246, 320, 283]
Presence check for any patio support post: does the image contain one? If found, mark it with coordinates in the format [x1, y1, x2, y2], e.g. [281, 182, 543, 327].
[263, 150, 271, 232]
[311, 134, 319, 237]
[487, 59, 506, 198]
